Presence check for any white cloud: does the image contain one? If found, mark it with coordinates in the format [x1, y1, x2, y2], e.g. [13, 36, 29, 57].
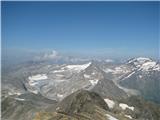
[34, 50, 61, 61]
[105, 59, 114, 63]
[43, 50, 58, 59]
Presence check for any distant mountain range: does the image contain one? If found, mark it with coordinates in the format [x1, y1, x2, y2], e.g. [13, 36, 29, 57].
[2, 57, 160, 120]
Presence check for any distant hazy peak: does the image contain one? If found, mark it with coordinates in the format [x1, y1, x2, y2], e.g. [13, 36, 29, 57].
[128, 57, 152, 64]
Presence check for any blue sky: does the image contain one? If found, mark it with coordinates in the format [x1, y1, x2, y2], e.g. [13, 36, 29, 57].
[2, 1, 159, 58]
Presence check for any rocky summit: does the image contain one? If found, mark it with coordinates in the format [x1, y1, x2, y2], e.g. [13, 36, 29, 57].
[33, 90, 160, 120]
[34, 90, 112, 120]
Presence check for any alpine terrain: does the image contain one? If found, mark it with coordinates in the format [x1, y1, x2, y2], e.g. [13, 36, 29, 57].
[2, 55, 160, 120]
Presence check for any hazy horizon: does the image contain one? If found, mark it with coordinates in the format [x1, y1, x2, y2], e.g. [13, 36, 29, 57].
[2, 1, 159, 61]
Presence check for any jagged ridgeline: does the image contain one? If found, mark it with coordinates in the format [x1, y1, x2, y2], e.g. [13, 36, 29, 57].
[33, 90, 160, 120]
[34, 90, 111, 120]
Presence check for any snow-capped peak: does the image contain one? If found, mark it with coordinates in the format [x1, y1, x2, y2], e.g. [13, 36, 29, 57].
[140, 61, 157, 71]
[128, 57, 156, 70]
[136, 57, 151, 61]
[128, 57, 152, 65]
[127, 57, 159, 71]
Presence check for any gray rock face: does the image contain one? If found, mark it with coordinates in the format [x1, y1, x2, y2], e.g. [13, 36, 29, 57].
[3, 57, 160, 103]
[92, 78, 127, 100]
[118, 58, 160, 103]
[1, 93, 57, 120]
[57, 89, 109, 114]
[102, 57, 160, 103]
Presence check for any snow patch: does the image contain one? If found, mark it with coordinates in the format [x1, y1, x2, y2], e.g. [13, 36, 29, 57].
[53, 79, 67, 83]
[14, 98, 25, 101]
[139, 75, 142, 78]
[92, 72, 96, 75]
[124, 115, 132, 119]
[113, 66, 129, 74]
[53, 69, 65, 73]
[28, 74, 48, 81]
[28, 74, 48, 87]
[115, 67, 123, 72]
[84, 74, 91, 78]
[89, 79, 99, 86]
[104, 68, 114, 73]
[57, 94, 63, 98]
[8, 91, 22, 96]
[55, 74, 64, 77]
[106, 114, 119, 120]
[153, 64, 160, 71]
[16, 92, 22, 95]
[119, 103, 134, 111]
[65, 62, 91, 71]
[28, 89, 38, 94]
[56, 107, 60, 110]
[104, 98, 115, 109]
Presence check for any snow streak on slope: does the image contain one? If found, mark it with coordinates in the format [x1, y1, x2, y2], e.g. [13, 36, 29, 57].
[106, 114, 119, 120]
[124, 115, 132, 119]
[14, 98, 25, 101]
